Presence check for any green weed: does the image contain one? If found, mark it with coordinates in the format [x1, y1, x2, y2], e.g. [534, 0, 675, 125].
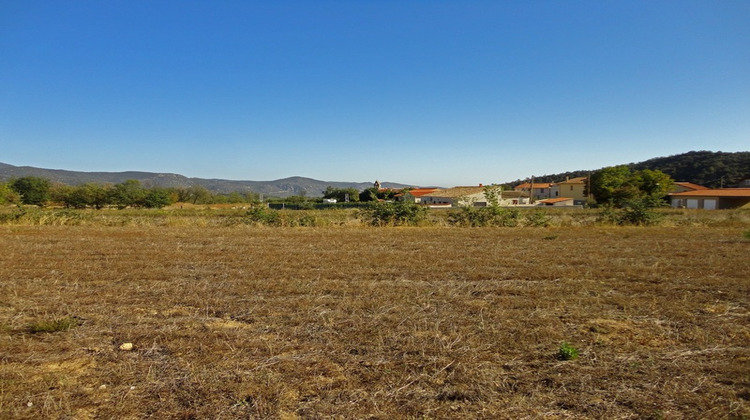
[28, 316, 78, 333]
[557, 342, 580, 361]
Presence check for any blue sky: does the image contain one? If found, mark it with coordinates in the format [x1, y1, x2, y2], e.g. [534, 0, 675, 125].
[2, 1, 748, 187]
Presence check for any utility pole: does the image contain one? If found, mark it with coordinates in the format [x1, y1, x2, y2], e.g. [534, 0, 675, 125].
[529, 175, 535, 204]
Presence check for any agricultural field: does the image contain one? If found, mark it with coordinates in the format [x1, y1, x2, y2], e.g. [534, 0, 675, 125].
[1, 208, 749, 418]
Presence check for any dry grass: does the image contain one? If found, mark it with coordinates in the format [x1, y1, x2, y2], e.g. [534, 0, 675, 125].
[1, 223, 749, 419]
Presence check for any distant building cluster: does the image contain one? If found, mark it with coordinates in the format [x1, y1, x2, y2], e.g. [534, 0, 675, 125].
[381, 176, 591, 209]
[383, 176, 750, 210]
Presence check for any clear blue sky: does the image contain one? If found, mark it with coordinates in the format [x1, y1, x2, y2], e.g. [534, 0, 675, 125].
[2, 1, 748, 187]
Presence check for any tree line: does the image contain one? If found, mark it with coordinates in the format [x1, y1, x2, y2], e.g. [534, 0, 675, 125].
[0, 177, 259, 208]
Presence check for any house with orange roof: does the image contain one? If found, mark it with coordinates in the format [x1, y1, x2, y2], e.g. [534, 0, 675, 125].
[514, 182, 553, 200]
[549, 177, 589, 204]
[669, 189, 750, 210]
[396, 188, 440, 204]
[537, 197, 576, 207]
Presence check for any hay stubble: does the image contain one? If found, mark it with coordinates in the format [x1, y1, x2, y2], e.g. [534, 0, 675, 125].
[1, 225, 748, 418]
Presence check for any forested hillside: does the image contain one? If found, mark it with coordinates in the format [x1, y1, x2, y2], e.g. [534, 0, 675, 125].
[508, 151, 749, 188]
[630, 151, 750, 188]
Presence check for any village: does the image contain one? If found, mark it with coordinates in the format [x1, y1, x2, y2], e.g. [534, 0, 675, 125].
[376, 177, 750, 210]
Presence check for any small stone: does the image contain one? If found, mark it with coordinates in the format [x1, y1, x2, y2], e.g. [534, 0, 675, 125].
[119, 342, 134, 351]
[27, 401, 33, 407]
[99, 384, 107, 390]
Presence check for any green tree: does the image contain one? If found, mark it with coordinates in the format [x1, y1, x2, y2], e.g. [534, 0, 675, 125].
[589, 166, 673, 207]
[142, 188, 173, 208]
[110, 180, 146, 209]
[324, 186, 360, 202]
[50, 183, 75, 207]
[187, 185, 212, 204]
[0, 182, 21, 205]
[482, 184, 503, 208]
[9, 176, 51, 206]
[588, 165, 635, 206]
[633, 169, 673, 205]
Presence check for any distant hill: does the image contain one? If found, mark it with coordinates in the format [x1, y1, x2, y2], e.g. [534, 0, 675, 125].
[630, 150, 750, 188]
[0, 163, 411, 198]
[2, 150, 748, 196]
[507, 150, 750, 188]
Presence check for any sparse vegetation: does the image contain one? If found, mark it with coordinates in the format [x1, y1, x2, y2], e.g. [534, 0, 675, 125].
[28, 316, 78, 334]
[0, 215, 748, 418]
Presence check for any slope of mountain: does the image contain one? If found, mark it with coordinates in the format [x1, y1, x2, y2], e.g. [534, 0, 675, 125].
[506, 150, 749, 188]
[630, 150, 750, 188]
[0, 164, 411, 198]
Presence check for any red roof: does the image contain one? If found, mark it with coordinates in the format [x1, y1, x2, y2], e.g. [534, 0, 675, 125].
[669, 188, 750, 198]
[405, 188, 440, 197]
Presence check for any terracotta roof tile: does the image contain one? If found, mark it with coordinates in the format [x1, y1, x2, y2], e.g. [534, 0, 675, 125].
[669, 188, 750, 197]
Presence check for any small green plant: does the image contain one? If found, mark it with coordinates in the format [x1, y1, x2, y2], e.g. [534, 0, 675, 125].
[28, 316, 78, 333]
[743, 229, 750, 241]
[557, 342, 580, 361]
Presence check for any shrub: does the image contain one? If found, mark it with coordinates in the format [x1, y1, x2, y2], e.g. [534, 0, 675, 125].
[363, 201, 428, 226]
[617, 198, 663, 226]
[245, 206, 281, 226]
[743, 230, 750, 241]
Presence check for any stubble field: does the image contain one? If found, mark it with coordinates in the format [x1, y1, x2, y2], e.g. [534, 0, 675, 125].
[1, 221, 749, 419]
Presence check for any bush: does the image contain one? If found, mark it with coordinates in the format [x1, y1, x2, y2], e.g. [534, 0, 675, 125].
[617, 199, 663, 226]
[448, 206, 520, 227]
[362, 201, 428, 226]
[245, 206, 281, 226]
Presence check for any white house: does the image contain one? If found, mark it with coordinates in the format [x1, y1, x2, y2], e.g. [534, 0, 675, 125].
[421, 186, 530, 208]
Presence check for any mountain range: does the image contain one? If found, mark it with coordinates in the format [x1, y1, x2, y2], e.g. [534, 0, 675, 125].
[1, 150, 749, 196]
[0, 162, 410, 198]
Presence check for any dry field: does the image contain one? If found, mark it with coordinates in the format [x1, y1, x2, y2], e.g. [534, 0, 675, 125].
[1, 223, 749, 419]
